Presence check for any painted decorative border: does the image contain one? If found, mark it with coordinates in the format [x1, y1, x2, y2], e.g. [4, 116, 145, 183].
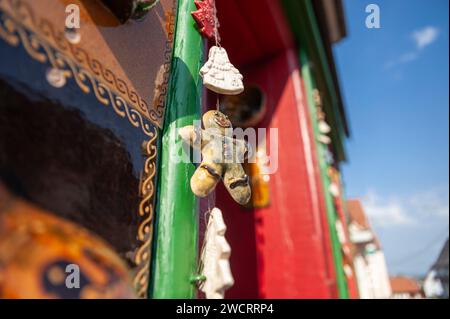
[0, 2, 165, 298]
[0, 0, 175, 127]
[134, 132, 158, 298]
[0, 10, 155, 136]
[151, 7, 176, 124]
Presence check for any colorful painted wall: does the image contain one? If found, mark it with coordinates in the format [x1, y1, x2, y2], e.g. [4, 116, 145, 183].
[151, 0, 353, 299]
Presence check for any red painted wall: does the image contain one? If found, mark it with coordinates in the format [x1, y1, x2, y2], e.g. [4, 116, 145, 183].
[214, 0, 338, 298]
[216, 49, 336, 298]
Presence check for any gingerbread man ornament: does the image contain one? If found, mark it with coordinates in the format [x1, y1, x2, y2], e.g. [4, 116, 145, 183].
[179, 110, 251, 205]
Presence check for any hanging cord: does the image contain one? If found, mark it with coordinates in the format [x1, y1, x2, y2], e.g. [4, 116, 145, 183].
[193, 156, 217, 286]
[216, 97, 220, 111]
[192, 192, 216, 287]
[213, 0, 221, 48]
[192, 0, 222, 289]
[213, 0, 221, 111]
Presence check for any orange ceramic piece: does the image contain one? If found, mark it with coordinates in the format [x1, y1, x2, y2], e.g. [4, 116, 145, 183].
[0, 184, 136, 299]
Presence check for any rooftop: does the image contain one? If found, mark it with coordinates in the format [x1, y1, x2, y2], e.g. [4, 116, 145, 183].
[347, 199, 371, 230]
[390, 276, 422, 294]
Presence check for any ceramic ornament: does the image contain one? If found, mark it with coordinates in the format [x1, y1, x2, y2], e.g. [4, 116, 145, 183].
[317, 118, 331, 144]
[199, 208, 234, 299]
[318, 120, 331, 134]
[179, 110, 251, 205]
[46, 68, 66, 88]
[318, 134, 331, 145]
[313, 89, 332, 144]
[329, 182, 340, 197]
[335, 220, 347, 245]
[324, 148, 334, 165]
[191, 0, 220, 40]
[200, 46, 244, 95]
[317, 113, 331, 142]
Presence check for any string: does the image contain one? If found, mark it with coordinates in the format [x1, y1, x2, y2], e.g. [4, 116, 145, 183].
[195, 0, 221, 289]
[196, 192, 215, 288]
[200, 0, 220, 276]
[212, 0, 221, 111]
[213, 0, 220, 48]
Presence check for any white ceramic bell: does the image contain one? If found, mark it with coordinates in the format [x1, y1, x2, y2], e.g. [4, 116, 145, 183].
[200, 46, 244, 95]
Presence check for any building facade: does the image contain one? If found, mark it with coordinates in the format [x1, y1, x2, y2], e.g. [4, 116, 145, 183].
[0, 0, 357, 299]
[423, 239, 449, 299]
[347, 200, 392, 299]
[390, 276, 423, 299]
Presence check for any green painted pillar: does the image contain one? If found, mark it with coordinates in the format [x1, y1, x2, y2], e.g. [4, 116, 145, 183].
[299, 49, 349, 299]
[151, 0, 204, 299]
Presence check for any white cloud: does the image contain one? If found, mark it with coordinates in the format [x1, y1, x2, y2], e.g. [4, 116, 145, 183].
[384, 26, 440, 70]
[412, 26, 440, 49]
[408, 187, 449, 218]
[361, 187, 449, 228]
[385, 52, 419, 69]
[362, 190, 416, 227]
[398, 51, 419, 63]
[384, 52, 418, 69]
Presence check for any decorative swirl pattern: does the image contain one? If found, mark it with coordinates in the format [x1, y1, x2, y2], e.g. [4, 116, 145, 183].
[0, 1, 169, 297]
[0, 10, 154, 137]
[150, 9, 175, 123]
[133, 133, 158, 298]
[1, 0, 176, 127]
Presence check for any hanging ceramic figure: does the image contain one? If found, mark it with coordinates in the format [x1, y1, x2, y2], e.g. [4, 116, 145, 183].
[179, 110, 251, 205]
[191, 0, 219, 40]
[318, 134, 332, 145]
[313, 89, 332, 144]
[199, 207, 234, 299]
[318, 119, 331, 134]
[200, 46, 244, 95]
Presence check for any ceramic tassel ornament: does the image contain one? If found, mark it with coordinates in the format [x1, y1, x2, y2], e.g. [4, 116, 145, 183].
[200, 46, 244, 95]
[179, 110, 251, 205]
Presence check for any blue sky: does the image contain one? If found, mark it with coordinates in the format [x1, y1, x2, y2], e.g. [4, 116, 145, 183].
[334, 0, 449, 276]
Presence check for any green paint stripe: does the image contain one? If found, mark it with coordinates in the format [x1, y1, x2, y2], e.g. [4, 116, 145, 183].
[300, 48, 349, 299]
[303, 0, 347, 161]
[150, 0, 204, 299]
[282, 0, 347, 162]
